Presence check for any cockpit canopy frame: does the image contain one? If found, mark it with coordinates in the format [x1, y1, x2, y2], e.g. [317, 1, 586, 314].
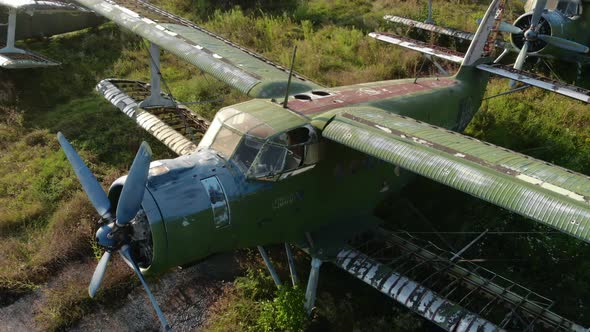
[198, 107, 319, 181]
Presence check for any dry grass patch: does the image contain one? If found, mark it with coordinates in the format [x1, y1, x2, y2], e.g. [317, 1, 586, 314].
[35, 259, 134, 331]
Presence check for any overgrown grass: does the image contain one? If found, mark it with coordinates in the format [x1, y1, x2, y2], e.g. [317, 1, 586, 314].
[2, 0, 590, 329]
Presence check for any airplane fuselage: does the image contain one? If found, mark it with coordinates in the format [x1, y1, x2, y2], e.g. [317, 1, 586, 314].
[125, 71, 488, 275]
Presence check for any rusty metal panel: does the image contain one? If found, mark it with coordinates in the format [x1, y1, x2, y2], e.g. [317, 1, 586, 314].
[323, 108, 590, 244]
[369, 32, 465, 63]
[383, 15, 475, 41]
[288, 79, 458, 116]
[477, 64, 590, 103]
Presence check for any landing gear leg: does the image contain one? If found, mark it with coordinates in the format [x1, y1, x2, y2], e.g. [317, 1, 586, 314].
[257, 246, 282, 287]
[304, 257, 322, 315]
[139, 42, 176, 109]
[285, 243, 299, 286]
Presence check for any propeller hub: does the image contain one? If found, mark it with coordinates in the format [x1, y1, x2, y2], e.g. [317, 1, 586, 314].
[96, 223, 118, 249]
[511, 13, 550, 53]
[524, 29, 538, 41]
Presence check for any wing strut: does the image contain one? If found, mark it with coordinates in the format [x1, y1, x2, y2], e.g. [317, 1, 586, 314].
[1, 8, 17, 52]
[0, 7, 59, 68]
[140, 43, 175, 109]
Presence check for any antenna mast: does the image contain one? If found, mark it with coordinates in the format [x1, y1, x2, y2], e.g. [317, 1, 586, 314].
[283, 46, 298, 108]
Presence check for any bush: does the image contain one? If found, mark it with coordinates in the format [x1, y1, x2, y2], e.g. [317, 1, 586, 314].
[257, 285, 308, 332]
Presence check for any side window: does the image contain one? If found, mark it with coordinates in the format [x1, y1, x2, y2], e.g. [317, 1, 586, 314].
[201, 176, 230, 228]
[248, 125, 319, 180]
[232, 136, 263, 172]
[250, 144, 287, 178]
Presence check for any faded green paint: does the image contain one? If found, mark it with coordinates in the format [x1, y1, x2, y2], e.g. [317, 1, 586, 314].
[74, 0, 321, 98]
[76, 0, 590, 286]
[0, 7, 104, 42]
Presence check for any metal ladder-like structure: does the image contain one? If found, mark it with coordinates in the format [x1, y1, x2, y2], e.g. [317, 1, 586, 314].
[96, 79, 210, 156]
[335, 229, 587, 331]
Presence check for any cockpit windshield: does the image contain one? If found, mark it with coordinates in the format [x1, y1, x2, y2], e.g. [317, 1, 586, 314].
[198, 107, 276, 161]
[199, 108, 319, 180]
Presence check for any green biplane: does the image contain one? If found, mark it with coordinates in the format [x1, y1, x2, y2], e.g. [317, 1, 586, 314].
[49, 0, 590, 330]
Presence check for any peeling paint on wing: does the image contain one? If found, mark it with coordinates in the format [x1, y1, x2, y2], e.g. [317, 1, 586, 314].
[324, 109, 590, 244]
[333, 247, 502, 331]
[375, 125, 392, 134]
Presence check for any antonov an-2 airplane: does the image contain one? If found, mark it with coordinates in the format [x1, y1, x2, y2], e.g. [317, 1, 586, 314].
[49, 0, 590, 330]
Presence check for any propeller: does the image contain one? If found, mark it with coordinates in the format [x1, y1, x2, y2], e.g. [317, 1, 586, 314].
[57, 133, 170, 331]
[511, 0, 588, 71]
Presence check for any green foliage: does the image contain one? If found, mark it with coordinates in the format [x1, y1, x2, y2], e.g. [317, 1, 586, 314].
[257, 286, 307, 332]
[2, 0, 590, 329]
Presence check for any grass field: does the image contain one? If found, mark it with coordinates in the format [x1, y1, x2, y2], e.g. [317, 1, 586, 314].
[1, 0, 589, 330]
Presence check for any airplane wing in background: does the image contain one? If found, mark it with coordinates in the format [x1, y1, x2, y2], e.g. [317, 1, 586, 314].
[477, 63, 590, 103]
[383, 15, 475, 41]
[369, 32, 465, 64]
[0, 0, 103, 68]
[72, 0, 323, 99]
[323, 107, 590, 244]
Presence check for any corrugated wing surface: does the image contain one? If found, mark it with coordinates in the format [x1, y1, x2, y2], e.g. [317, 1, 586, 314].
[323, 108, 590, 243]
[74, 0, 320, 97]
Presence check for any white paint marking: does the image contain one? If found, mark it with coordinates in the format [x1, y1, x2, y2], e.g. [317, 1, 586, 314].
[375, 125, 392, 134]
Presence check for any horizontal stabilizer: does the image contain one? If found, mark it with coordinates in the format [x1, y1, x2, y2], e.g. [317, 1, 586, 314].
[0, 48, 59, 68]
[369, 32, 464, 63]
[383, 15, 475, 41]
[476, 63, 590, 103]
[324, 107, 590, 244]
[96, 79, 210, 155]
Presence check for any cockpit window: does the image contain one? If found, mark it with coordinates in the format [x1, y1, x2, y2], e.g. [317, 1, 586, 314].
[249, 144, 287, 178]
[210, 127, 241, 158]
[248, 125, 319, 180]
[232, 136, 263, 171]
[555, 0, 581, 17]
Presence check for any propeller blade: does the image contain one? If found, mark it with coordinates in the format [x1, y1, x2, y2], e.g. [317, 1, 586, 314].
[476, 18, 522, 34]
[119, 245, 171, 332]
[538, 34, 589, 53]
[514, 41, 529, 70]
[531, 0, 547, 28]
[499, 21, 523, 34]
[89, 251, 111, 298]
[57, 132, 112, 219]
[116, 142, 152, 226]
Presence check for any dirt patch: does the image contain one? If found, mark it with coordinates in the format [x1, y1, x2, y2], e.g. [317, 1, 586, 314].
[0, 253, 240, 331]
[71, 253, 240, 331]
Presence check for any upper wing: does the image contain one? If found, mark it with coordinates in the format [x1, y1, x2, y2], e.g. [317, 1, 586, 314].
[323, 108, 590, 244]
[73, 0, 322, 98]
